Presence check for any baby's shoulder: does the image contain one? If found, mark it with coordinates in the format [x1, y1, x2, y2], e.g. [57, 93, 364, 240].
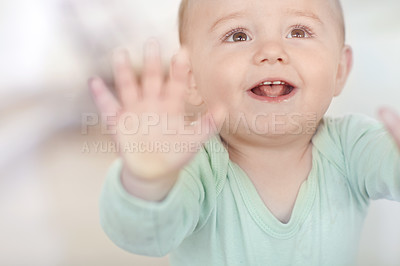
[181, 135, 230, 194]
[316, 113, 383, 144]
[322, 113, 381, 131]
[312, 113, 387, 169]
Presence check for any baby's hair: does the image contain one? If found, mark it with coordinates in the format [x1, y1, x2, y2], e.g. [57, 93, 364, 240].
[330, 0, 346, 43]
[178, 0, 346, 45]
[178, 0, 190, 45]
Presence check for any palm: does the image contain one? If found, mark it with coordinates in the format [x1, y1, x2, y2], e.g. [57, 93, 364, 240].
[89, 41, 222, 179]
[379, 107, 400, 148]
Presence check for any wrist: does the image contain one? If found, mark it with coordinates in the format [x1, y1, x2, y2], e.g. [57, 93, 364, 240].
[120, 164, 179, 202]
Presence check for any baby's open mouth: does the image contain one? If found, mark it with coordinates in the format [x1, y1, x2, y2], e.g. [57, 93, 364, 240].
[251, 81, 295, 98]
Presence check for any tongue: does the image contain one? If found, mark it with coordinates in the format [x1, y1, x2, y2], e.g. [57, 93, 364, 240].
[254, 85, 286, 97]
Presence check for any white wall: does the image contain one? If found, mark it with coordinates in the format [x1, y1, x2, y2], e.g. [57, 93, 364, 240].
[334, 1, 400, 265]
[329, 0, 400, 117]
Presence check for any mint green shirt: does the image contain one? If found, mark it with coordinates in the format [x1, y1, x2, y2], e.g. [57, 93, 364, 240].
[99, 114, 400, 266]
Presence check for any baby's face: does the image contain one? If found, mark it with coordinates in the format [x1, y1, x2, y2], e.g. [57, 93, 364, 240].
[184, 0, 351, 139]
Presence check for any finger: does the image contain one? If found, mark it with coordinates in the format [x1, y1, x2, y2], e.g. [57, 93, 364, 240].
[165, 50, 190, 114]
[112, 48, 139, 108]
[141, 39, 164, 99]
[379, 107, 400, 147]
[89, 77, 121, 121]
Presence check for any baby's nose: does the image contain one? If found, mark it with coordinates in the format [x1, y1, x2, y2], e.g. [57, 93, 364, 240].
[253, 40, 289, 65]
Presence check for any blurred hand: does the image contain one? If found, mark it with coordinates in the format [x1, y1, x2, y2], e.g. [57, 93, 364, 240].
[379, 107, 400, 148]
[89, 40, 224, 180]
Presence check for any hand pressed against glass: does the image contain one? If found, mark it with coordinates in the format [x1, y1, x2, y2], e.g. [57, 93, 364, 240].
[380, 108, 400, 148]
[89, 41, 224, 181]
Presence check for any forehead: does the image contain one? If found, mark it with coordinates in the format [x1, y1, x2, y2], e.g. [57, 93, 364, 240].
[190, 0, 338, 20]
[184, 0, 343, 42]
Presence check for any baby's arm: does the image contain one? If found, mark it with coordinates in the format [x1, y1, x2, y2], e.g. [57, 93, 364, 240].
[99, 158, 208, 256]
[89, 41, 221, 201]
[89, 41, 224, 255]
[338, 113, 400, 202]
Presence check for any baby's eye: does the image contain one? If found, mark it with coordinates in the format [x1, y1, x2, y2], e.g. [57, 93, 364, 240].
[225, 31, 251, 42]
[287, 27, 312, 39]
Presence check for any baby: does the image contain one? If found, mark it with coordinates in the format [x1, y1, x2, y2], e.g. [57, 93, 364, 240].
[89, 0, 400, 265]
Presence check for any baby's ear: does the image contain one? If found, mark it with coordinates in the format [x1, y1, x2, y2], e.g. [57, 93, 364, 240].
[170, 52, 203, 106]
[334, 45, 353, 96]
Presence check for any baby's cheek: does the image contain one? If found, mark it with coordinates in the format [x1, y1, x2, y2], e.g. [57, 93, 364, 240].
[308, 58, 337, 87]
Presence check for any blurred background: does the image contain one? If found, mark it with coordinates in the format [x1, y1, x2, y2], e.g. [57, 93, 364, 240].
[0, 0, 399, 265]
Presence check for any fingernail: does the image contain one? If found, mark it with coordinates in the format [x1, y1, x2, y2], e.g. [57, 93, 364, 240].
[176, 49, 188, 63]
[145, 39, 159, 58]
[113, 49, 127, 64]
[173, 51, 190, 74]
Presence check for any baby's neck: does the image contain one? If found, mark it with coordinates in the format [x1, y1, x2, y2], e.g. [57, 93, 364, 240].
[224, 133, 313, 184]
[224, 134, 314, 223]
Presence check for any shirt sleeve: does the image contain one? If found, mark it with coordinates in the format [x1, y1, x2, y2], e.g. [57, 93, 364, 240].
[98, 159, 201, 257]
[99, 137, 228, 257]
[338, 114, 400, 202]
